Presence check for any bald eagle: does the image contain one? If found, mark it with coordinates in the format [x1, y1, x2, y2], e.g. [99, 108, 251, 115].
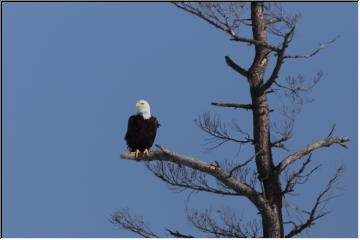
[125, 100, 160, 157]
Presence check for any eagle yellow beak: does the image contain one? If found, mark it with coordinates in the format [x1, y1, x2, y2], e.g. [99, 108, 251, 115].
[135, 102, 141, 107]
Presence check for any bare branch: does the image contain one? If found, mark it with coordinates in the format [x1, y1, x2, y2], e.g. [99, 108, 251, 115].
[270, 135, 291, 151]
[265, 17, 281, 25]
[214, 159, 258, 191]
[327, 124, 336, 138]
[285, 165, 344, 237]
[284, 36, 339, 59]
[264, 3, 300, 37]
[275, 72, 322, 94]
[261, 26, 295, 91]
[230, 35, 281, 51]
[282, 154, 321, 195]
[172, 3, 245, 38]
[186, 207, 260, 238]
[228, 150, 263, 178]
[211, 102, 253, 110]
[172, 2, 227, 34]
[111, 208, 159, 238]
[145, 161, 241, 196]
[230, 120, 252, 140]
[277, 137, 350, 172]
[172, 2, 281, 52]
[270, 72, 322, 150]
[225, 56, 248, 77]
[165, 229, 194, 238]
[271, 120, 294, 152]
[120, 145, 266, 209]
[195, 112, 253, 150]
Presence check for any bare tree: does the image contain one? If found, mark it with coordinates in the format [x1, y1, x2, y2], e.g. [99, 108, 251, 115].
[113, 2, 350, 238]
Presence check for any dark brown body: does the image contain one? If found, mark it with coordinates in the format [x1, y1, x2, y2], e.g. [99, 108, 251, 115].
[125, 114, 160, 152]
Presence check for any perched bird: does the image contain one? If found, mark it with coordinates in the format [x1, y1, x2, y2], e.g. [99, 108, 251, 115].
[125, 100, 160, 157]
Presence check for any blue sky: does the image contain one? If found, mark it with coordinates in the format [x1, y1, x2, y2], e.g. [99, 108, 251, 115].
[2, 2, 357, 237]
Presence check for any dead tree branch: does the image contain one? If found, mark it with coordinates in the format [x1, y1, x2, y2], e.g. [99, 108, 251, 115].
[111, 209, 159, 238]
[120, 144, 266, 209]
[264, 3, 300, 37]
[213, 159, 258, 191]
[145, 161, 241, 196]
[261, 26, 295, 91]
[285, 165, 344, 237]
[111, 209, 193, 238]
[230, 35, 281, 51]
[275, 72, 323, 94]
[270, 135, 291, 151]
[172, 2, 244, 37]
[282, 153, 320, 195]
[195, 112, 253, 150]
[186, 207, 260, 238]
[327, 124, 337, 138]
[277, 137, 350, 173]
[172, 2, 281, 52]
[284, 36, 338, 59]
[225, 56, 248, 77]
[211, 102, 254, 110]
[165, 229, 194, 238]
[270, 72, 323, 153]
[228, 150, 263, 178]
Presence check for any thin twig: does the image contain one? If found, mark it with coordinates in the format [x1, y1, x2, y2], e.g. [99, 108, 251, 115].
[327, 124, 336, 138]
[228, 150, 263, 178]
[284, 36, 339, 59]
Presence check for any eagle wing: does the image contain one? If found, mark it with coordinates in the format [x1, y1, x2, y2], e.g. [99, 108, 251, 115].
[146, 117, 160, 147]
[125, 115, 140, 146]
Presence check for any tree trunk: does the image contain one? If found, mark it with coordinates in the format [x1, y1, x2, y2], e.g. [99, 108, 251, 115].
[249, 2, 284, 237]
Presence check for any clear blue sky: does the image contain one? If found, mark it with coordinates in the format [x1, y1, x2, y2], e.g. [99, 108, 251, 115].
[3, 2, 357, 237]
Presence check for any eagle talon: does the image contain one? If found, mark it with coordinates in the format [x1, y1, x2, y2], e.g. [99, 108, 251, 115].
[131, 149, 141, 158]
[208, 164, 217, 170]
[143, 149, 150, 156]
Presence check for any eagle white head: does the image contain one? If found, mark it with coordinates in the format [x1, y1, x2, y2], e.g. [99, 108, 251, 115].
[135, 99, 151, 119]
